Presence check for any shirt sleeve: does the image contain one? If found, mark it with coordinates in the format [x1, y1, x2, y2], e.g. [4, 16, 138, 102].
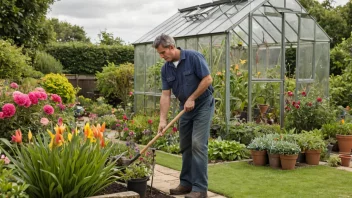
[192, 52, 210, 79]
[161, 65, 171, 90]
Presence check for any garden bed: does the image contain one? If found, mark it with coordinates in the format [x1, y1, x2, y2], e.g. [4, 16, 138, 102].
[96, 182, 174, 198]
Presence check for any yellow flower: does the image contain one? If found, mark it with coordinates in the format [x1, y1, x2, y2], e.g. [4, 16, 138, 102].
[240, 59, 247, 64]
[74, 127, 79, 135]
[341, 119, 345, 124]
[48, 130, 55, 149]
[68, 133, 72, 142]
[28, 130, 32, 142]
[257, 72, 261, 77]
[55, 125, 65, 135]
[84, 123, 95, 143]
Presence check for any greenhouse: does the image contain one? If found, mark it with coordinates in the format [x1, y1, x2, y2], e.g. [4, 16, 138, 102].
[132, 0, 331, 128]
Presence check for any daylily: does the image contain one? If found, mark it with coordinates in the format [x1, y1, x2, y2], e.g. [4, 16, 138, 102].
[84, 123, 95, 142]
[68, 133, 73, 142]
[11, 129, 22, 143]
[47, 130, 64, 149]
[55, 124, 65, 135]
[100, 138, 105, 148]
[240, 59, 247, 64]
[28, 130, 33, 142]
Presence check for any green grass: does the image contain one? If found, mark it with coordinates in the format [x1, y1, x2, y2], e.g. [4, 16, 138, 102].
[155, 152, 352, 198]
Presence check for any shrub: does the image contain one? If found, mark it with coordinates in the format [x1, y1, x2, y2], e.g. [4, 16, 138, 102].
[328, 155, 341, 167]
[96, 62, 134, 108]
[41, 73, 77, 103]
[0, 39, 42, 81]
[45, 42, 134, 74]
[33, 51, 63, 74]
[208, 139, 249, 161]
[0, 121, 119, 198]
[96, 114, 117, 129]
[0, 159, 29, 197]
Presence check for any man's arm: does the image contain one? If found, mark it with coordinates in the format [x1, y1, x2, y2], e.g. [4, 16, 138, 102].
[184, 75, 213, 112]
[158, 89, 171, 134]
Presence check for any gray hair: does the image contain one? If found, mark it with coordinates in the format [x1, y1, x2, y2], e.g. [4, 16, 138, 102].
[152, 34, 176, 48]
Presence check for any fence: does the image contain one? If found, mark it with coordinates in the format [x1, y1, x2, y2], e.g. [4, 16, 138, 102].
[65, 74, 100, 99]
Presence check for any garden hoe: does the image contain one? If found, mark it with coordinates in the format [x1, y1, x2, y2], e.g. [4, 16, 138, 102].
[126, 109, 185, 167]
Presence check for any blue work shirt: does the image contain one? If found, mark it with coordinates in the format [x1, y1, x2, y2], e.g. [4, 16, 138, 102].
[161, 47, 213, 109]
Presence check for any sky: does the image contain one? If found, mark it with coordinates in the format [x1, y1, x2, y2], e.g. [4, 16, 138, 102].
[47, 0, 349, 44]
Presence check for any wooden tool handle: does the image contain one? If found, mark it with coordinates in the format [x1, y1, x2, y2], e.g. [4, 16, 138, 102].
[139, 110, 185, 155]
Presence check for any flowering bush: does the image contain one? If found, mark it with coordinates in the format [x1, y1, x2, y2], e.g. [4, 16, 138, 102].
[0, 82, 74, 139]
[284, 91, 337, 132]
[0, 120, 120, 197]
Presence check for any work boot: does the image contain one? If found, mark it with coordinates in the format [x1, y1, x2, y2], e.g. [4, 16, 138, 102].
[185, 191, 207, 198]
[169, 185, 192, 195]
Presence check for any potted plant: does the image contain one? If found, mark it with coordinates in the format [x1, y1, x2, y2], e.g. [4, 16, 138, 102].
[247, 137, 268, 166]
[276, 141, 300, 170]
[339, 154, 351, 167]
[267, 138, 281, 169]
[302, 130, 326, 165]
[335, 123, 352, 154]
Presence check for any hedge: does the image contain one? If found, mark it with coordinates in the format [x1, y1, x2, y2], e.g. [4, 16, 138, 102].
[45, 42, 134, 74]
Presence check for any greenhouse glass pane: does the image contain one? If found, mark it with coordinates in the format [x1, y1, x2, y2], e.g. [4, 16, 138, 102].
[145, 95, 156, 114]
[211, 34, 226, 75]
[145, 44, 156, 93]
[285, 0, 302, 12]
[134, 94, 145, 114]
[251, 82, 281, 123]
[198, 36, 211, 64]
[316, 24, 330, 41]
[239, 18, 262, 44]
[252, 20, 275, 44]
[251, 45, 282, 79]
[300, 17, 314, 40]
[143, 12, 190, 42]
[286, 13, 298, 33]
[135, 45, 145, 92]
[269, 0, 284, 7]
[298, 42, 313, 79]
[267, 15, 297, 43]
[233, 26, 249, 46]
[254, 15, 282, 43]
[214, 0, 267, 33]
[135, 12, 180, 43]
[197, 4, 237, 35]
[176, 39, 186, 49]
[315, 43, 330, 97]
[186, 37, 197, 50]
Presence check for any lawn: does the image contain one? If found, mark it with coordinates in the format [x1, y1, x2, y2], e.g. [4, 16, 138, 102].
[155, 151, 352, 198]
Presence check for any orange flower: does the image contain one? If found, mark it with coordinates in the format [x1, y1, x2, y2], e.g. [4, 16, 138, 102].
[11, 129, 22, 143]
[55, 133, 64, 147]
[100, 138, 105, 148]
[235, 64, 239, 70]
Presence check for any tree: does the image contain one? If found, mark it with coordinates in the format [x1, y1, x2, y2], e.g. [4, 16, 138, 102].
[47, 18, 90, 43]
[98, 30, 124, 45]
[0, 0, 56, 48]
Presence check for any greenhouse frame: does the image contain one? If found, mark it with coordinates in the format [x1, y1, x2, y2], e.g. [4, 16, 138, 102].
[133, 0, 331, 128]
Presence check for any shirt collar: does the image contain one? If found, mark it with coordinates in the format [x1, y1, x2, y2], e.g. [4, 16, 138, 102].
[178, 47, 186, 61]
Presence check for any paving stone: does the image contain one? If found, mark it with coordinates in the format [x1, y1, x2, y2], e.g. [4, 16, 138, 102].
[88, 191, 139, 198]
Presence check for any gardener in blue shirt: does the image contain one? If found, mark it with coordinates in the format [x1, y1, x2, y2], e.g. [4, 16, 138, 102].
[153, 34, 214, 198]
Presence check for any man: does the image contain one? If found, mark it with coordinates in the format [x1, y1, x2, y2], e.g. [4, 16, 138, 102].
[153, 34, 214, 198]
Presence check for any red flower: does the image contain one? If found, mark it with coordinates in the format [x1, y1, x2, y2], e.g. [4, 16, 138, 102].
[11, 129, 22, 143]
[123, 115, 128, 120]
[307, 102, 312, 107]
[58, 117, 63, 126]
[301, 91, 306, 96]
[295, 105, 300, 109]
[297, 101, 301, 105]
[317, 97, 322, 102]
[292, 101, 296, 106]
[148, 119, 153, 124]
[288, 91, 293, 97]
[285, 106, 291, 111]
[172, 127, 178, 133]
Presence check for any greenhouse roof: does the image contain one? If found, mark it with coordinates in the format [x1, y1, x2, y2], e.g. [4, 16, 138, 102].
[134, 0, 330, 44]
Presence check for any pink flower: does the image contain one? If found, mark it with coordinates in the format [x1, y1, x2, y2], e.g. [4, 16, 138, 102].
[129, 131, 135, 136]
[12, 91, 22, 97]
[51, 94, 62, 103]
[288, 91, 293, 97]
[317, 97, 322, 102]
[123, 127, 129, 131]
[295, 105, 300, 109]
[43, 105, 54, 115]
[0, 112, 4, 119]
[58, 117, 63, 126]
[172, 127, 178, 133]
[129, 91, 133, 96]
[148, 119, 153, 124]
[123, 115, 128, 120]
[35, 87, 45, 92]
[1, 155, 10, 165]
[13, 94, 30, 106]
[28, 92, 38, 105]
[34, 91, 42, 99]
[57, 103, 65, 111]
[39, 92, 48, 100]
[40, 118, 49, 126]
[2, 103, 16, 118]
[24, 99, 31, 108]
[10, 82, 18, 89]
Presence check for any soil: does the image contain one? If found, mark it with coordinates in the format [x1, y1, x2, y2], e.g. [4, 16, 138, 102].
[96, 182, 175, 198]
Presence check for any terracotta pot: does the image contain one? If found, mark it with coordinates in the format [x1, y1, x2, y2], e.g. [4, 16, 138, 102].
[268, 153, 281, 169]
[336, 135, 352, 154]
[259, 104, 269, 114]
[339, 154, 351, 167]
[280, 154, 298, 170]
[305, 150, 321, 165]
[251, 150, 267, 166]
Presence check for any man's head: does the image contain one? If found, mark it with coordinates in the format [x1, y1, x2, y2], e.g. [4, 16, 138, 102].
[153, 34, 179, 62]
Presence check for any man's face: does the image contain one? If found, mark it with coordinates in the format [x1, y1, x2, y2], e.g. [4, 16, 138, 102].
[156, 45, 174, 62]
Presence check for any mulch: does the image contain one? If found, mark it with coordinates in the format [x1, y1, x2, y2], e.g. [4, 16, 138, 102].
[96, 182, 174, 198]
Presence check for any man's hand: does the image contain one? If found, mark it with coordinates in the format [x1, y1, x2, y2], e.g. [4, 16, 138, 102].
[184, 99, 195, 112]
[158, 121, 167, 136]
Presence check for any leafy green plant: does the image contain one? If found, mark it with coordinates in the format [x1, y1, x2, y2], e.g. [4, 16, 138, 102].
[96, 114, 117, 129]
[208, 139, 249, 161]
[275, 141, 300, 155]
[96, 62, 134, 108]
[41, 73, 77, 103]
[162, 144, 180, 154]
[327, 155, 341, 167]
[247, 137, 267, 151]
[0, 122, 119, 198]
[299, 130, 326, 151]
[322, 122, 352, 136]
[77, 95, 93, 110]
[0, 160, 29, 197]
[33, 51, 63, 74]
